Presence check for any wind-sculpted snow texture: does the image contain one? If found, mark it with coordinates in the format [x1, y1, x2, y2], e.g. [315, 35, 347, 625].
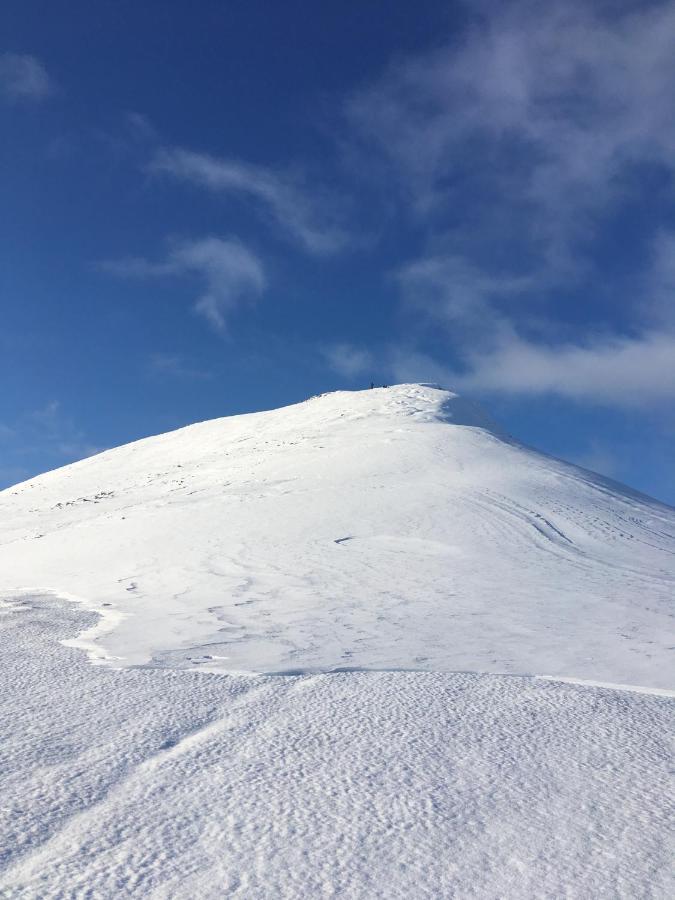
[0, 596, 673, 899]
[1, 385, 674, 898]
[0, 384, 673, 686]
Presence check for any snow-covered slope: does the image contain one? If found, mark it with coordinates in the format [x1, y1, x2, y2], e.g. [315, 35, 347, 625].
[2, 599, 672, 899]
[2, 384, 674, 898]
[1, 384, 674, 688]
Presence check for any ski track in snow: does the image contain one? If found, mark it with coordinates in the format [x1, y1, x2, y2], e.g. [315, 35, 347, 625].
[0, 595, 673, 900]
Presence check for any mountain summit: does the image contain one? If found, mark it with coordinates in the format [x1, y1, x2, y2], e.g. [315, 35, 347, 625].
[1, 383, 673, 687]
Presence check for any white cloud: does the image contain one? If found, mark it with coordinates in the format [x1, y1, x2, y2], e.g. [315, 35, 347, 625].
[322, 343, 374, 378]
[426, 228, 675, 407]
[456, 331, 675, 408]
[386, 348, 455, 389]
[100, 236, 266, 332]
[397, 254, 532, 337]
[348, 0, 675, 359]
[0, 53, 53, 102]
[151, 148, 348, 255]
[330, 326, 675, 410]
[389, 228, 675, 408]
[348, 1, 675, 228]
[344, 2, 675, 412]
[172, 238, 265, 331]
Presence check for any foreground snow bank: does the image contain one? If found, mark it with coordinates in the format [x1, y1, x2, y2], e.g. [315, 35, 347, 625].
[1, 595, 672, 899]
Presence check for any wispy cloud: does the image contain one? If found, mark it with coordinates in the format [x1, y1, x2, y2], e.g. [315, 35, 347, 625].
[324, 325, 675, 410]
[0, 52, 54, 102]
[348, 1, 675, 230]
[648, 231, 675, 327]
[29, 399, 62, 430]
[396, 255, 532, 339]
[151, 147, 349, 255]
[347, 0, 675, 285]
[339, 2, 675, 409]
[0, 401, 101, 488]
[125, 111, 158, 143]
[100, 236, 266, 332]
[455, 331, 675, 408]
[435, 226, 675, 408]
[379, 331, 675, 409]
[572, 440, 621, 480]
[322, 343, 374, 379]
[29, 401, 101, 459]
[147, 353, 212, 380]
[385, 347, 456, 389]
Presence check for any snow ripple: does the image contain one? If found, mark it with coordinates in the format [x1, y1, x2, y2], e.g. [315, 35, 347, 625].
[1, 595, 672, 899]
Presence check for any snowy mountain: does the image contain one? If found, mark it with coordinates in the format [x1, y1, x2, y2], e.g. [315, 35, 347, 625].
[1, 383, 673, 688]
[2, 384, 674, 897]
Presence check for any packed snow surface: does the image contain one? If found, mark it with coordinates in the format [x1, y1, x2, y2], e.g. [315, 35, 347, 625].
[1, 384, 673, 686]
[1, 385, 674, 898]
[1, 597, 672, 899]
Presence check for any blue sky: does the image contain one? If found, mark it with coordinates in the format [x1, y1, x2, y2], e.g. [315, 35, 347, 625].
[2, 0, 675, 503]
